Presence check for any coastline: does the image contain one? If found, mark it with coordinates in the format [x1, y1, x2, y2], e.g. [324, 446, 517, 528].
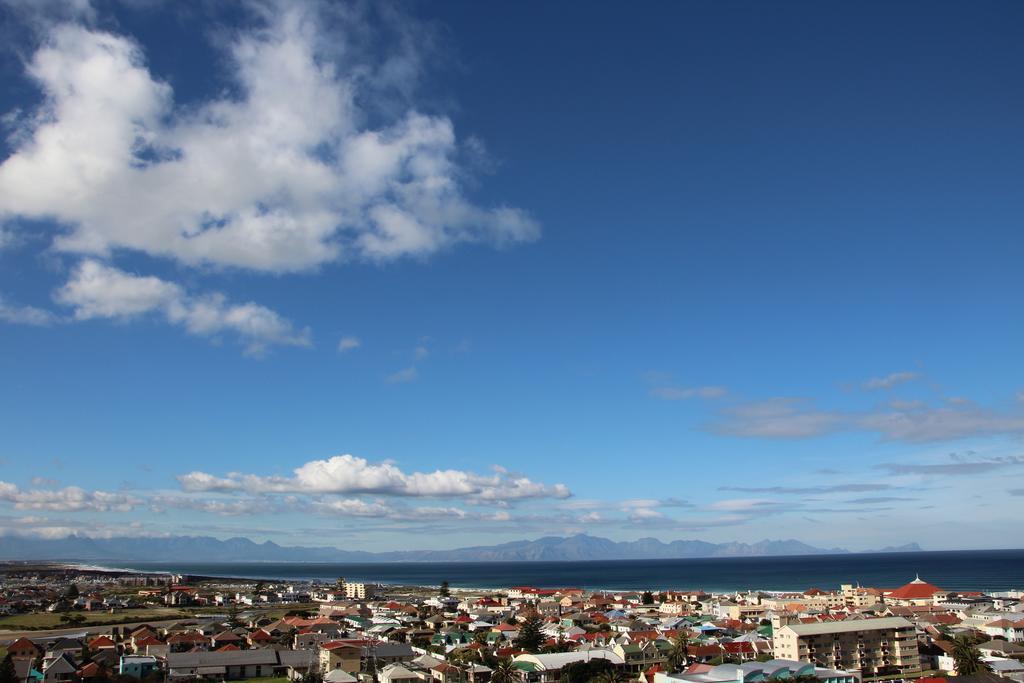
[56, 549, 1024, 594]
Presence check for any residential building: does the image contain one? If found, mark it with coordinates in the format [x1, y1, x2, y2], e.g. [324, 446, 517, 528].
[774, 616, 921, 677]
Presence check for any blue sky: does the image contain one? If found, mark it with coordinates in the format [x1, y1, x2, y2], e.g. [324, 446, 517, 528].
[0, 0, 1022, 552]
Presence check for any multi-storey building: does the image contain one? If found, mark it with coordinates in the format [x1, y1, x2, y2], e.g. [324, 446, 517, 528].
[774, 616, 920, 677]
[342, 582, 377, 599]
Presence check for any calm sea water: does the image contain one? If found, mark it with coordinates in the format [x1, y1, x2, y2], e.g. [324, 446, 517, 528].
[112, 549, 1024, 593]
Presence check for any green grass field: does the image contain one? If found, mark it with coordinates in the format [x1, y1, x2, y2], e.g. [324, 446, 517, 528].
[0, 602, 322, 631]
[0, 608, 191, 630]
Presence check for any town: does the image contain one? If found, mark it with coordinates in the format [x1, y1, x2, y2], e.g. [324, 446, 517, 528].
[0, 567, 1021, 683]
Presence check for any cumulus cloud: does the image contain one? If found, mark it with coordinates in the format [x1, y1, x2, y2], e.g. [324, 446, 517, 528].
[177, 453, 571, 503]
[863, 371, 919, 390]
[0, 3, 538, 274]
[54, 259, 310, 355]
[0, 481, 139, 512]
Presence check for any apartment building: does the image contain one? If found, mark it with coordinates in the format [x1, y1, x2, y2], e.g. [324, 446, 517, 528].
[774, 617, 921, 677]
[342, 582, 377, 599]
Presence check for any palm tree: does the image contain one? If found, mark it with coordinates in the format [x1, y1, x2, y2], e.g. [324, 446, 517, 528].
[666, 635, 689, 672]
[952, 636, 990, 675]
[593, 669, 626, 683]
[490, 658, 518, 683]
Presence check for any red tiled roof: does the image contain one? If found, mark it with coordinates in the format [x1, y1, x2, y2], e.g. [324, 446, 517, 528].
[78, 662, 102, 678]
[723, 642, 754, 654]
[134, 636, 164, 647]
[89, 636, 116, 649]
[7, 637, 37, 652]
[886, 577, 944, 600]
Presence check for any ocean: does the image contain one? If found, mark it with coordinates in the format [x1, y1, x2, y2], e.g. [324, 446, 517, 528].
[110, 549, 1024, 592]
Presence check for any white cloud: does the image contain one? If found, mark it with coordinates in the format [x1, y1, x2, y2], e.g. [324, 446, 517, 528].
[55, 259, 310, 355]
[177, 453, 571, 503]
[0, 480, 139, 512]
[863, 371, 919, 390]
[337, 336, 360, 352]
[709, 395, 1024, 443]
[55, 260, 179, 319]
[650, 385, 727, 401]
[628, 507, 664, 521]
[710, 398, 843, 438]
[0, 3, 538, 274]
[385, 366, 418, 384]
[0, 295, 58, 326]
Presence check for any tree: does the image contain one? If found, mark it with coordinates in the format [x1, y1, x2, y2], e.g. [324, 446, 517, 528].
[952, 635, 991, 675]
[667, 635, 689, 672]
[560, 659, 614, 683]
[439, 581, 450, 597]
[227, 602, 242, 628]
[641, 591, 655, 605]
[513, 615, 545, 653]
[0, 656, 19, 683]
[65, 584, 80, 599]
[59, 613, 86, 627]
[593, 669, 626, 683]
[490, 658, 518, 683]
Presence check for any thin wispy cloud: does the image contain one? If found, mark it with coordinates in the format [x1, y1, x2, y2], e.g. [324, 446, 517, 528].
[385, 366, 418, 384]
[709, 396, 1024, 443]
[876, 454, 1024, 476]
[844, 496, 917, 504]
[650, 385, 728, 401]
[0, 295, 58, 326]
[863, 371, 919, 390]
[720, 483, 896, 495]
[337, 336, 360, 353]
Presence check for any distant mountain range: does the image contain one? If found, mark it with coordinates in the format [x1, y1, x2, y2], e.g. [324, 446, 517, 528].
[0, 533, 922, 564]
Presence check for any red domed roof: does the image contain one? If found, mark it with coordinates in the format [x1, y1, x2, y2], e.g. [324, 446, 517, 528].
[887, 575, 944, 600]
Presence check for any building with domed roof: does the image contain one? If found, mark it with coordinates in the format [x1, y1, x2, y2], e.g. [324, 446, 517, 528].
[883, 576, 948, 606]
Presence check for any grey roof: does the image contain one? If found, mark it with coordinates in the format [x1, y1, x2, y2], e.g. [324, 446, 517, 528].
[781, 616, 914, 636]
[366, 642, 415, 658]
[167, 649, 281, 668]
[278, 650, 318, 668]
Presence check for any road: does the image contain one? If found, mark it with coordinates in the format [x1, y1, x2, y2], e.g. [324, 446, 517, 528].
[0, 617, 193, 642]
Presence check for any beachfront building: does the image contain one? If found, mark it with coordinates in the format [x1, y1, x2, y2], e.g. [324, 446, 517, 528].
[341, 582, 378, 600]
[774, 616, 921, 677]
[883, 576, 948, 606]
